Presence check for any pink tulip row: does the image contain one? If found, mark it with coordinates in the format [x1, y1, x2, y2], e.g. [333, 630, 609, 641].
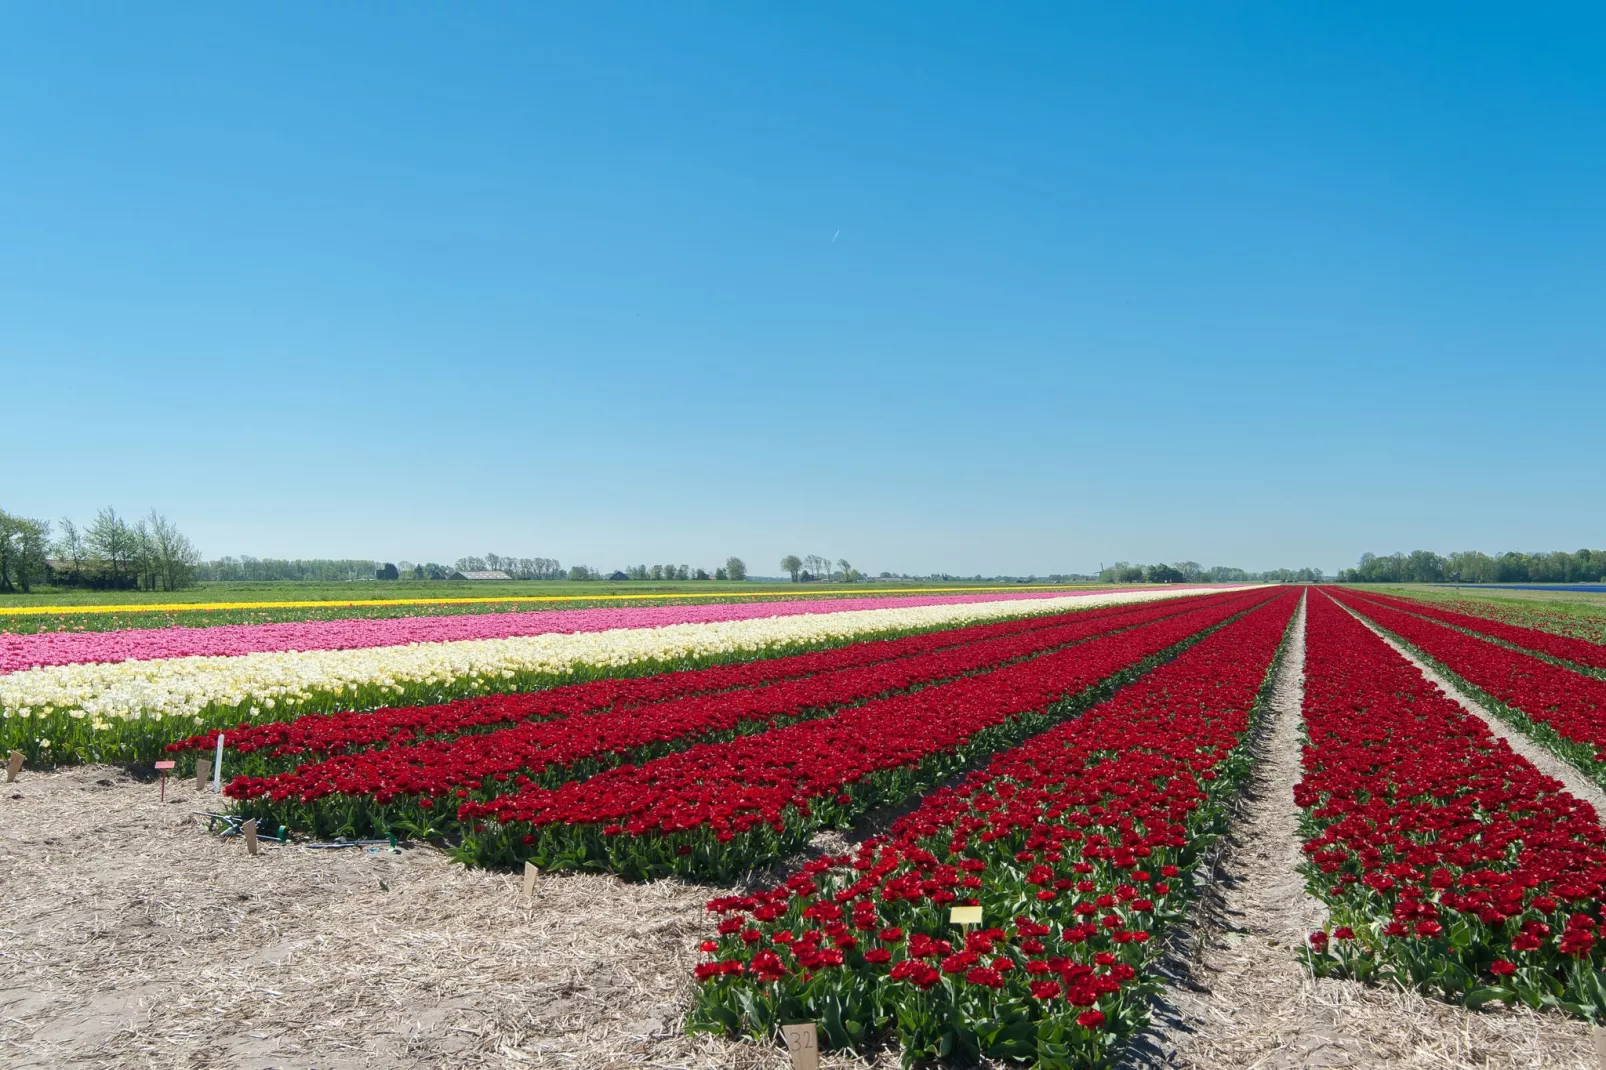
[0, 589, 1153, 674]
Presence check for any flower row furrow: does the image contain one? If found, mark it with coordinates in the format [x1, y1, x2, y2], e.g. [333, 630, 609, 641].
[1345, 589, 1606, 671]
[219, 594, 1247, 838]
[1297, 590, 1606, 1018]
[685, 590, 1297, 1066]
[450, 589, 1277, 880]
[0, 588, 1234, 765]
[1327, 588, 1606, 774]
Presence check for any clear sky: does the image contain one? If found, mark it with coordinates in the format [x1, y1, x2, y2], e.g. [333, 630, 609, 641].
[4, 4, 1602, 577]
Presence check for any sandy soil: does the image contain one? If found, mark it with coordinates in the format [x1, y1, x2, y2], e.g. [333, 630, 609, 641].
[0, 764, 836, 1070]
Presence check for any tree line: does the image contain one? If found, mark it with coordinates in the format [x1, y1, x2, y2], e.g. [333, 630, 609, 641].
[621, 558, 748, 582]
[208, 553, 753, 584]
[779, 555, 863, 583]
[1337, 548, 1606, 584]
[449, 555, 564, 580]
[200, 558, 388, 582]
[1098, 561, 1325, 584]
[0, 507, 201, 592]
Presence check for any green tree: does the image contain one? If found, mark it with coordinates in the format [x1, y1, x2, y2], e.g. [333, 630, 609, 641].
[725, 556, 747, 581]
[1403, 549, 1446, 583]
[54, 517, 86, 584]
[86, 507, 138, 588]
[1100, 562, 1146, 583]
[0, 510, 51, 593]
[143, 510, 201, 590]
[780, 555, 803, 582]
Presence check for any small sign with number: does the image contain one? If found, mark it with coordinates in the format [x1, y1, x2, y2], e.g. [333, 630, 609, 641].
[243, 818, 259, 855]
[781, 1022, 818, 1070]
[6, 751, 21, 783]
[196, 758, 211, 790]
[950, 905, 983, 927]
[521, 860, 538, 902]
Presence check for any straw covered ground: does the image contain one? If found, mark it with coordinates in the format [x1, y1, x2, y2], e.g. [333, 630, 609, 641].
[2, 680, 1600, 1070]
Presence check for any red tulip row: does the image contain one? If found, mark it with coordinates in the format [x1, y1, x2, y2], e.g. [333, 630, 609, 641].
[451, 589, 1278, 879]
[221, 593, 1236, 837]
[686, 589, 1298, 1065]
[1343, 589, 1606, 671]
[173, 594, 1239, 765]
[1328, 588, 1606, 776]
[1297, 591, 1606, 1018]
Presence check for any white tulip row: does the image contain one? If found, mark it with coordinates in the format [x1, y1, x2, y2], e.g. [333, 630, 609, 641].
[1, 587, 1250, 729]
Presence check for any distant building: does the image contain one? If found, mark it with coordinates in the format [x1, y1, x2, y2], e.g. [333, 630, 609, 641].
[449, 569, 514, 581]
[608, 571, 629, 581]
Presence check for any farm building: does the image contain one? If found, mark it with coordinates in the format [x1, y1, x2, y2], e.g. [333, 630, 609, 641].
[448, 569, 513, 581]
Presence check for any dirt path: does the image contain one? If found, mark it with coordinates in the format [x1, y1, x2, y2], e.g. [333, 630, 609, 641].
[1135, 592, 1597, 1070]
[0, 764, 856, 1070]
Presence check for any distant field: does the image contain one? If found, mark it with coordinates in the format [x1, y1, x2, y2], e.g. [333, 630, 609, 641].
[1363, 582, 1606, 644]
[0, 579, 1115, 634]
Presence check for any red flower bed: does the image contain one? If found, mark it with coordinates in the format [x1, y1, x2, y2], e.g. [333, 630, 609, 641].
[171, 593, 1240, 763]
[452, 589, 1277, 879]
[228, 591, 1256, 840]
[686, 591, 1297, 1065]
[1343, 589, 1606, 671]
[1297, 591, 1606, 1017]
[1327, 588, 1606, 773]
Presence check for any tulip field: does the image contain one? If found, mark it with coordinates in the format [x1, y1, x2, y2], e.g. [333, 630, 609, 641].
[10, 582, 1606, 1067]
[0, 587, 1192, 765]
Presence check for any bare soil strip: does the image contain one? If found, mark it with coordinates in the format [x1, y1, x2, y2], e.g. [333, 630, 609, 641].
[0, 765, 862, 1070]
[1136, 593, 1597, 1069]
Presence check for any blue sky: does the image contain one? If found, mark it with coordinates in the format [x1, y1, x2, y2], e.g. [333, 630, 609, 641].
[4, 4, 1602, 576]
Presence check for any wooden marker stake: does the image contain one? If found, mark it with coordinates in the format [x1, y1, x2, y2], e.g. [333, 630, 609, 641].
[521, 860, 538, 903]
[781, 1022, 818, 1070]
[6, 751, 21, 783]
[1592, 1024, 1606, 1070]
[196, 758, 211, 791]
[242, 818, 259, 856]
